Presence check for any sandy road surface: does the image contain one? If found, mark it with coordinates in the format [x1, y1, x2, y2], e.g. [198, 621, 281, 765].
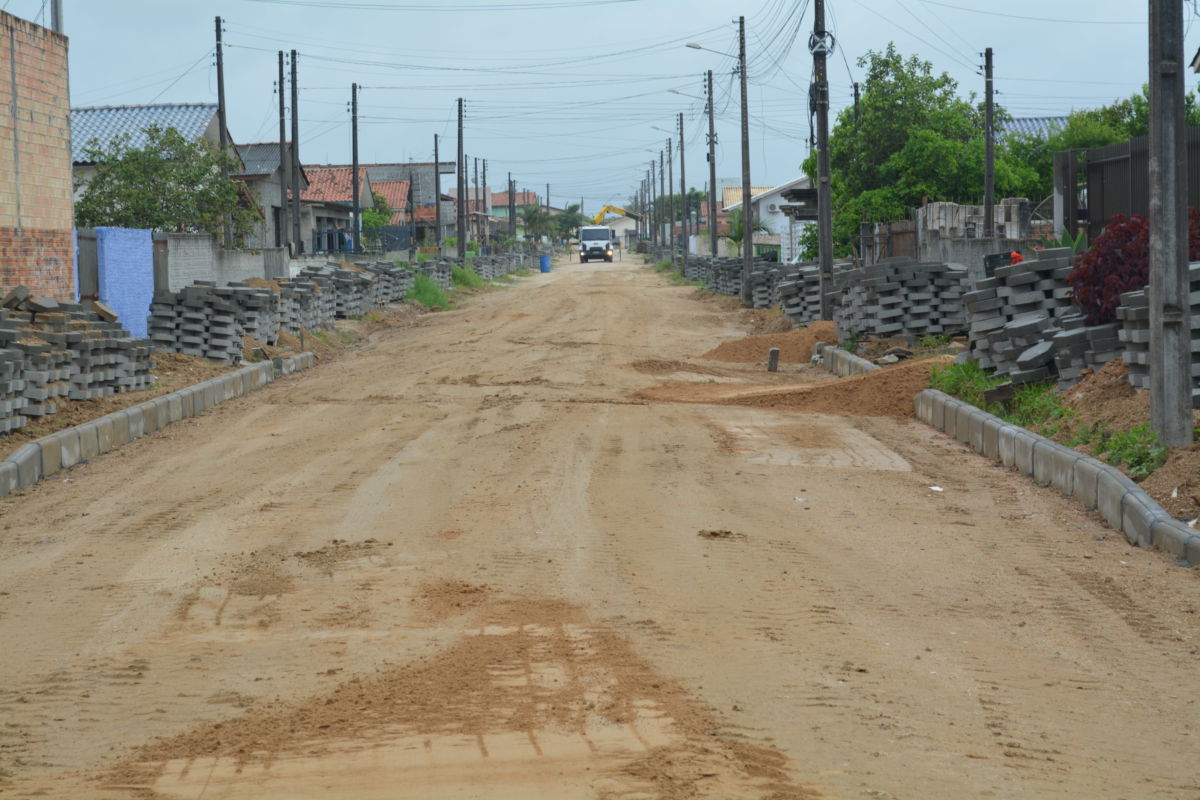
[1, 260, 1198, 799]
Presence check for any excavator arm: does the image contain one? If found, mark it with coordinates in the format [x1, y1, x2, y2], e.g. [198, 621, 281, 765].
[591, 205, 643, 225]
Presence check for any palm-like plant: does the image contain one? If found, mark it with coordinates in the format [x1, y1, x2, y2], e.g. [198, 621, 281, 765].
[722, 207, 768, 248]
[519, 202, 554, 240]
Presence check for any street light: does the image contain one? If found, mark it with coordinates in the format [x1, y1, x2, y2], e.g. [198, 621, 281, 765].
[687, 20, 753, 305]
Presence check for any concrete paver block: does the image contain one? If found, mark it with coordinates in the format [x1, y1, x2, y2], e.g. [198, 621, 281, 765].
[1150, 518, 1194, 559]
[0, 460, 17, 497]
[1072, 456, 1104, 509]
[108, 411, 130, 446]
[125, 406, 145, 439]
[39, 432, 63, 476]
[1012, 430, 1037, 475]
[10, 443, 40, 488]
[76, 422, 100, 461]
[1096, 467, 1136, 531]
[96, 415, 114, 453]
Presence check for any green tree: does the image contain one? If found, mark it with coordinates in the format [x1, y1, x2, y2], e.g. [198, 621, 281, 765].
[519, 201, 554, 240]
[804, 43, 1035, 252]
[75, 125, 258, 238]
[722, 207, 767, 250]
[554, 203, 586, 238]
[360, 191, 393, 249]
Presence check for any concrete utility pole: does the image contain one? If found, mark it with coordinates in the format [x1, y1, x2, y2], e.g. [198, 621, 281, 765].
[853, 81, 860, 126]
[483, 159, 489, 248]
[290, 50, 302, 252]
[350, 83, 360, 253]
[737, 15, 753, 305]
[666, 138, 674, 267]
[1148, 0, 1193, 446]
[508, 172, 515, 240]
[277, 51, 289, 252]
[983, 47, 995, 240]
[812, 1, 834, 320]
[706, 70, 718, 257]
[215, 17, 231, 246]
[678, 112, 687, 263]
[650, 159, 657, 245]
[456, 98, 466, 261]
[433, 134, 442, 257]
[659, 150, 666, 247]
[474, 156, 480, 246]
[50, 0, 62, 33]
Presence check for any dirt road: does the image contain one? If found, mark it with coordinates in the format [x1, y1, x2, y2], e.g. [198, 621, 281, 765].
[1, 260, 1198, 799]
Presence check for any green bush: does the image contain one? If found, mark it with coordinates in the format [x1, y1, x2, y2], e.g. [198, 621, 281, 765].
[407, 272, 450, 309]
[1004, 382, 1073, 438]
[451, 265, 486, 289]
[929, 361, 1006, 410]
[1093, 424, 1168, 479]
[919, 332, 953, 348]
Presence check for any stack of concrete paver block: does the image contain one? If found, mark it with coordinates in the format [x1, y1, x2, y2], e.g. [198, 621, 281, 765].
[148, 283, 245, 364]
[1117, 289, 1150, 390]
[778, 264, 823, 324]
[0, 349, 26, 433]
[277, 279, 335, 330]
[829, 258, 969, 338]
[296, 265, 373, 319]
[413, 260, 453, 292]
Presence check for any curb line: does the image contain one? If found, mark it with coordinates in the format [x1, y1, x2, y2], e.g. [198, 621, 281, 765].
[813, 342, 879, 376]
[0, 352, 316, 499]
[915, 388, 1200, 566]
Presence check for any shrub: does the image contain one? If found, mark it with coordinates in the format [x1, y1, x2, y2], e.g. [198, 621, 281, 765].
[1068, 208, 1200, 324]
[451, 265, 486, 289]
[1004, 382, 1072, 438]
[929, 361, 1006, 410]
[1093, 423, 1168, 479]
[407, 272, 450, 309]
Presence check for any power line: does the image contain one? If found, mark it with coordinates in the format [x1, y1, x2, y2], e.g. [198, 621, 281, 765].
[915, 0, 1145, 25]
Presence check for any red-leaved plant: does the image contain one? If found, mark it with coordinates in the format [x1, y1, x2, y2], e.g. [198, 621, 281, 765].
[1068, 209, 1200, 324]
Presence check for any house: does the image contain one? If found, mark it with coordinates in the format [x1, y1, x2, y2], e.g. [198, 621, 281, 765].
[301, 165, 371, 254]
[71, 103, 233, 202]
[725, 177, 813, 261]
[233, 141, 305, 250]
[1002, 116, 1069, 140]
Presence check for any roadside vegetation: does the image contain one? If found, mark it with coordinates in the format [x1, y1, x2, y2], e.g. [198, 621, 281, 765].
[407, 272, 451, 309]
[929, 362, 1169, 481]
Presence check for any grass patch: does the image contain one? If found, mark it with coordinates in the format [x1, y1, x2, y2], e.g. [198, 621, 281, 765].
[919, 332, 953, 348]
[312, 328, 359, 346]
[929, 361, 1007, 411]
[451, 265, 486, 289]
[1004, 382, 1073, 438]
[1090, 424, 1169, 479]
[407, 272, 450, 310]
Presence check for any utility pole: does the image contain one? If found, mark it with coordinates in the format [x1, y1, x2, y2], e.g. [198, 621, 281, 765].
[350, 83, 360, 253]
[546, 183, 550, 211]
[853, 82, 861, 127]
[473, 156, 480, 247]
[215, 17, 232, 246]
[433, 134, 442, 257]
[812, 2, 834, 320]
[666, 138, 674, 267]
[650, 159, 657, 245]
[456, 98, 466, 261]
[678, 112, 687, 264]
[983, 47, 995, 240]
[50, 0, 62, 33]
[737, 15, 753, 305]
[408, 170, 416, 259]
[482, 159, 489, 249]
[290, 50, 302, 253]
[277, 51, 289, 252]
[706, 70, 718, 257]
[508, 172, 515, 240]
[659, 150, 666, 247]
[1148, 0, 1193, 446]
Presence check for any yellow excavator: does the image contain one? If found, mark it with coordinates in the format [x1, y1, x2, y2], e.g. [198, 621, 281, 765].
[591, 205, 642, 225]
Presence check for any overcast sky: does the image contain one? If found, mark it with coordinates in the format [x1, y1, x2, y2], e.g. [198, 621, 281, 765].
[5, 0, 1195, 211]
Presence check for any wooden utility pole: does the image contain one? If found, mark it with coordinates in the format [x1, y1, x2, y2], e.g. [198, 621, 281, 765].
[456, 98, 466, 261]
[812, 1, 834, 319]
[706, 70, 718, 257]
[350, 83, 360, 253]
[215, 17, 232, 246]
[290, 50, 302, 252]
[983, 47, 995, 240]
[678, 112, 687, 264]
[277, 51, 289, 252]
[737, 15, 753, 304]
[433, 134, 442, 257]
[1148, 0, 1193, 446]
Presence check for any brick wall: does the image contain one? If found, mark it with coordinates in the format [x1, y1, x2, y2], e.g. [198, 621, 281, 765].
[0, 11, 74, 299]
[96, 227, 153, 337]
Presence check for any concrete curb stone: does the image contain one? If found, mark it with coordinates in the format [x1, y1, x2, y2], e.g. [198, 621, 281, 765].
[39, 432, 63, 475]
[0, 459, 16, 496]
[77, 422, 100, 461]
[1095, 467, 1136, 531]
[178, 388, 195, 418]
[10, 443, 40, 488]
[96, 415, 114, 454]
[139, 401, 159, 435]
[125, 406, 145, 439]
[108, 410, 130, 446]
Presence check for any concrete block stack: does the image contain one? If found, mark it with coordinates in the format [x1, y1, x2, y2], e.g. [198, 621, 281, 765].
[829, 258, 969, 338]
[277, 279, 335, 330]
[66, 321, 155, 399]
[296, 265, 373, 318]
[148, 283, 246, 365]
[749, 265, 784, 309]
[213, 283, 280, 346]
[778, 264, 822, 324]
[0, 349, 26, 433]
[413, 260, 453, 292]
[1117, 264, 1200, 405]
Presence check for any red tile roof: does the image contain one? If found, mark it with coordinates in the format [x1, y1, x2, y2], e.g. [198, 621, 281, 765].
[373, 179, 441, 224]
[302, 166, 366, 204]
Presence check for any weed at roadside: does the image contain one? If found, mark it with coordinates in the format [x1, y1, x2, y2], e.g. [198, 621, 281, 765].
[929, 361, 1006, 412]
[451, 265, 486, 289]
[407, 273, 451, 310]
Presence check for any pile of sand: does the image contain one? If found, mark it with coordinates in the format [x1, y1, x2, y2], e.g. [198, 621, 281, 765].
[701, 321, 838, 363]
[1059, 359, 1149, 431]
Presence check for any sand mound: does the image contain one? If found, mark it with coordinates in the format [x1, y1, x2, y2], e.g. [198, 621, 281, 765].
[1059, 359, 1149, 431]
[637, 356, 950, 418]
[1140, 445, 1200, 520]
[701, 321, 837, 363]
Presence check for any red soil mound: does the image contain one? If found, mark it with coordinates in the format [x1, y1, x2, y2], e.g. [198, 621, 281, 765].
[701, 321, 838, 363]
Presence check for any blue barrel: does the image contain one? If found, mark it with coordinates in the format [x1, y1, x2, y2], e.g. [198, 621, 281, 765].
[539, 255, 551, 272]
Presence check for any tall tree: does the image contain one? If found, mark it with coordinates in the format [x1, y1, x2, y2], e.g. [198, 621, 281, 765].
[518, 202, 553, 241]
[75, 125, 258, 238]
[360, 191, 393, 249]
[554, 203, 586, 238]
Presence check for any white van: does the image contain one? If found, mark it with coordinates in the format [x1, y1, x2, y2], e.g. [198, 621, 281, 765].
[578, 226, 614, 263]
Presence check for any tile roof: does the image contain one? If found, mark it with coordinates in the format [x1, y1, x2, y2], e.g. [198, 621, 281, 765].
[1003, 116, 1069, 140]
[302, 165, 367, 205]
[71, 103, 219, 163]
[491, 190, 538, 207]
[234, 142, 285, 177]
[372, 180, 412, 224]
[723, 186, 773, 211]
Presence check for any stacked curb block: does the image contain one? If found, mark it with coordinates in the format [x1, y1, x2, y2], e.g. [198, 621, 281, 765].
[0, 352, 316, 499]
[915, 388, 1200, 566]
[812, 342, 880, 377]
